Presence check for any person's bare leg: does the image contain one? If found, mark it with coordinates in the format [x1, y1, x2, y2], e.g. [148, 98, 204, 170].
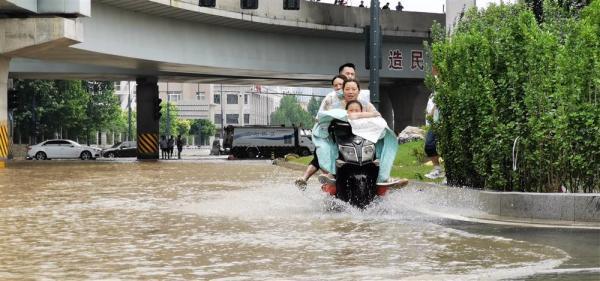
[302, 164, 318, 182]
[432, 155, 440, 167]
[296, 164, 318, 189]
[425, 155, 443, 179]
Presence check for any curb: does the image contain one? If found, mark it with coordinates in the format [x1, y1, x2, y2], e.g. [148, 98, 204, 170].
[272, 158, 306, 172]
[274, 159, 600, 227]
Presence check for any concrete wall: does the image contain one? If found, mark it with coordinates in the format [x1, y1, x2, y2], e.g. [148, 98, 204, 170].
[383, 79, 429, 132]
[178, 0, 443, 35]
[1, 0, 90, 16]
[73, 2, 430, 81]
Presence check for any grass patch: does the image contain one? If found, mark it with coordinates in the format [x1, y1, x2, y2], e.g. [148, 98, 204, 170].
[288, 140, 443, 182]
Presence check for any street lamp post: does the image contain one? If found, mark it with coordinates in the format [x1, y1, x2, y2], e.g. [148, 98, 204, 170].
[127, 81, 132, 141]
[166, 82, 171, 137]
[369, 0, 381, 110]
[220, 84, 224, 139]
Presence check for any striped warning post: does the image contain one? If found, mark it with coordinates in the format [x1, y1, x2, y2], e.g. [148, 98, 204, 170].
[0, 122, 10, 159]
[137, 132, 158, 158]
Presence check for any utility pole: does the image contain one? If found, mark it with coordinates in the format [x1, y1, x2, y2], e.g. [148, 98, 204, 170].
[127, 81, 132, 141]
[220, 84, 224, 139]
[166, 82, 171, 137]
[369, 0, 381, 110]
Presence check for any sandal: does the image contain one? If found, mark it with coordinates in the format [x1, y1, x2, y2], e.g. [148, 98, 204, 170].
[295, 177, 307, 190]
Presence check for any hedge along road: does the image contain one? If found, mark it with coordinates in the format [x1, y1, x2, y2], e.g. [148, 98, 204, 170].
[0, 160, 598, 280]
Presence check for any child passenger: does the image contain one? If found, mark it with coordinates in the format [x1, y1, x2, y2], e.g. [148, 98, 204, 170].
[345, 100, 363, 114]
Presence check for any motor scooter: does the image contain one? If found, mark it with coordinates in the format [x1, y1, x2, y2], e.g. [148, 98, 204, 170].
[322, 120, 386, 209]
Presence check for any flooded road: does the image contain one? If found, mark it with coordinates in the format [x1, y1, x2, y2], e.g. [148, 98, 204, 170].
[0, 160, 598, 280]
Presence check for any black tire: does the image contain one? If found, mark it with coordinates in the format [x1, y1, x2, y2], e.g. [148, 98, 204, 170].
[80, 151, 92, 160]
[247, 149, 257, 159]
[107, 152, 116, 158]
[35, 151, 47, 160]
[230, 148, 242, 159]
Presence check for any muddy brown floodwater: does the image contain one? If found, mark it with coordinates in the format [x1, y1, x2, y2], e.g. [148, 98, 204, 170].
[0, 160, 598, 280]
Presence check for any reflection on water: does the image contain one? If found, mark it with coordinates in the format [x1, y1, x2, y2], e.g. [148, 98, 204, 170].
[0, 161, 597, 280]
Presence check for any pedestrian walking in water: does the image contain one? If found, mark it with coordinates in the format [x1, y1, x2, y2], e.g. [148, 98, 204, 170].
[176, 135, 184, 159]
[167, 135, 175, 160]
[160, 135, 168, 159]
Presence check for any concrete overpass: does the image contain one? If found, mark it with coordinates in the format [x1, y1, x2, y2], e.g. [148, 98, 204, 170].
[0, 0, 444, 163]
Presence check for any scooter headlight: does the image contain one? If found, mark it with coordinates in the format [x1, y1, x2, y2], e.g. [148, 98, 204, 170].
[339, 145, 358, 163]
[362, 144, 375, 162]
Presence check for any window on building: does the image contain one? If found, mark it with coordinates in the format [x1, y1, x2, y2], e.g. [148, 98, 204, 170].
[244, 114, 250, 124]
[226, 114, 239, 124]
[214, 114, 222, 124]
[167, 91, 182, 102]
[114, 82, 121, 91]
[196, 91, 205, 101]
[214, 94, 221, 104]
[227, 94, 238, 104]
[244, 94, 249, 104]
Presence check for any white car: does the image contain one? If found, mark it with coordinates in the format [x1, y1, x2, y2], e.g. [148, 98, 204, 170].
[27, 139, 101, 160]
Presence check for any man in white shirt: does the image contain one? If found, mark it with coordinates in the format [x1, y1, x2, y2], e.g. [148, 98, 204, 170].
[318, 63, 370, 113]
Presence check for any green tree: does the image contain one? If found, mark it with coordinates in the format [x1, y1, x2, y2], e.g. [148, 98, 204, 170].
[190, 119, 216, 145]
[175, 119, 191, 136]
[160, 102, 180, 137]
[12, 80, 58, 142]
[270, 95, 315, 128]
[12, 80, 93, 143]
[52, 81, 89, 139]
[82, 81, 121, 144]
[307, 96, 322, 117]
[429, 1, 599, 192]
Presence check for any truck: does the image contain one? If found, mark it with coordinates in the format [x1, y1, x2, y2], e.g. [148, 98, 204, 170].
[223, 125, 315, 159]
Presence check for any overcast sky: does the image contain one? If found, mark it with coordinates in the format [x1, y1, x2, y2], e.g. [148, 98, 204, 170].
[320, 0, 518, 13]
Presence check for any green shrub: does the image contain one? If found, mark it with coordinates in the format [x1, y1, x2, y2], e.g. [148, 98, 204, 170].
[429, 1, 599, 192]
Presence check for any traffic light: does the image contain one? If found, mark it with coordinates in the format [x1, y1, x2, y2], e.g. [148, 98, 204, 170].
[154, 97, 162, 120]
[8, 90, 19, 109]
[283, 0, 300, 10]
[241, 0, 258, 9]
[199, 0, 216, 7]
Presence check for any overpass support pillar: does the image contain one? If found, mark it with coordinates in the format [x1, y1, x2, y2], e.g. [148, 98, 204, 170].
[0, 56, 9, 168]
[379, 88, 395, 133]
[136, 77, 160, 160]
[387, 81, 429, 132]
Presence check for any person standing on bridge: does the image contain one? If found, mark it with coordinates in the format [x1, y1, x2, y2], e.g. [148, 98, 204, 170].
[395, 1, 403, 11]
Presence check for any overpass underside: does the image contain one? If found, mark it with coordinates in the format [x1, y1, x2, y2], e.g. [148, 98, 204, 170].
[0, 0, 443, 164]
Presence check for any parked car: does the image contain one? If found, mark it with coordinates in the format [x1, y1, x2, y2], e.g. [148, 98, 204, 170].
[102, 141, 137, 158]
[27, 139, 101, 160]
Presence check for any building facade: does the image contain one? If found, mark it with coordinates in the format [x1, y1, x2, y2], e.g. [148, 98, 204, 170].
[114, 81, 281, 144]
